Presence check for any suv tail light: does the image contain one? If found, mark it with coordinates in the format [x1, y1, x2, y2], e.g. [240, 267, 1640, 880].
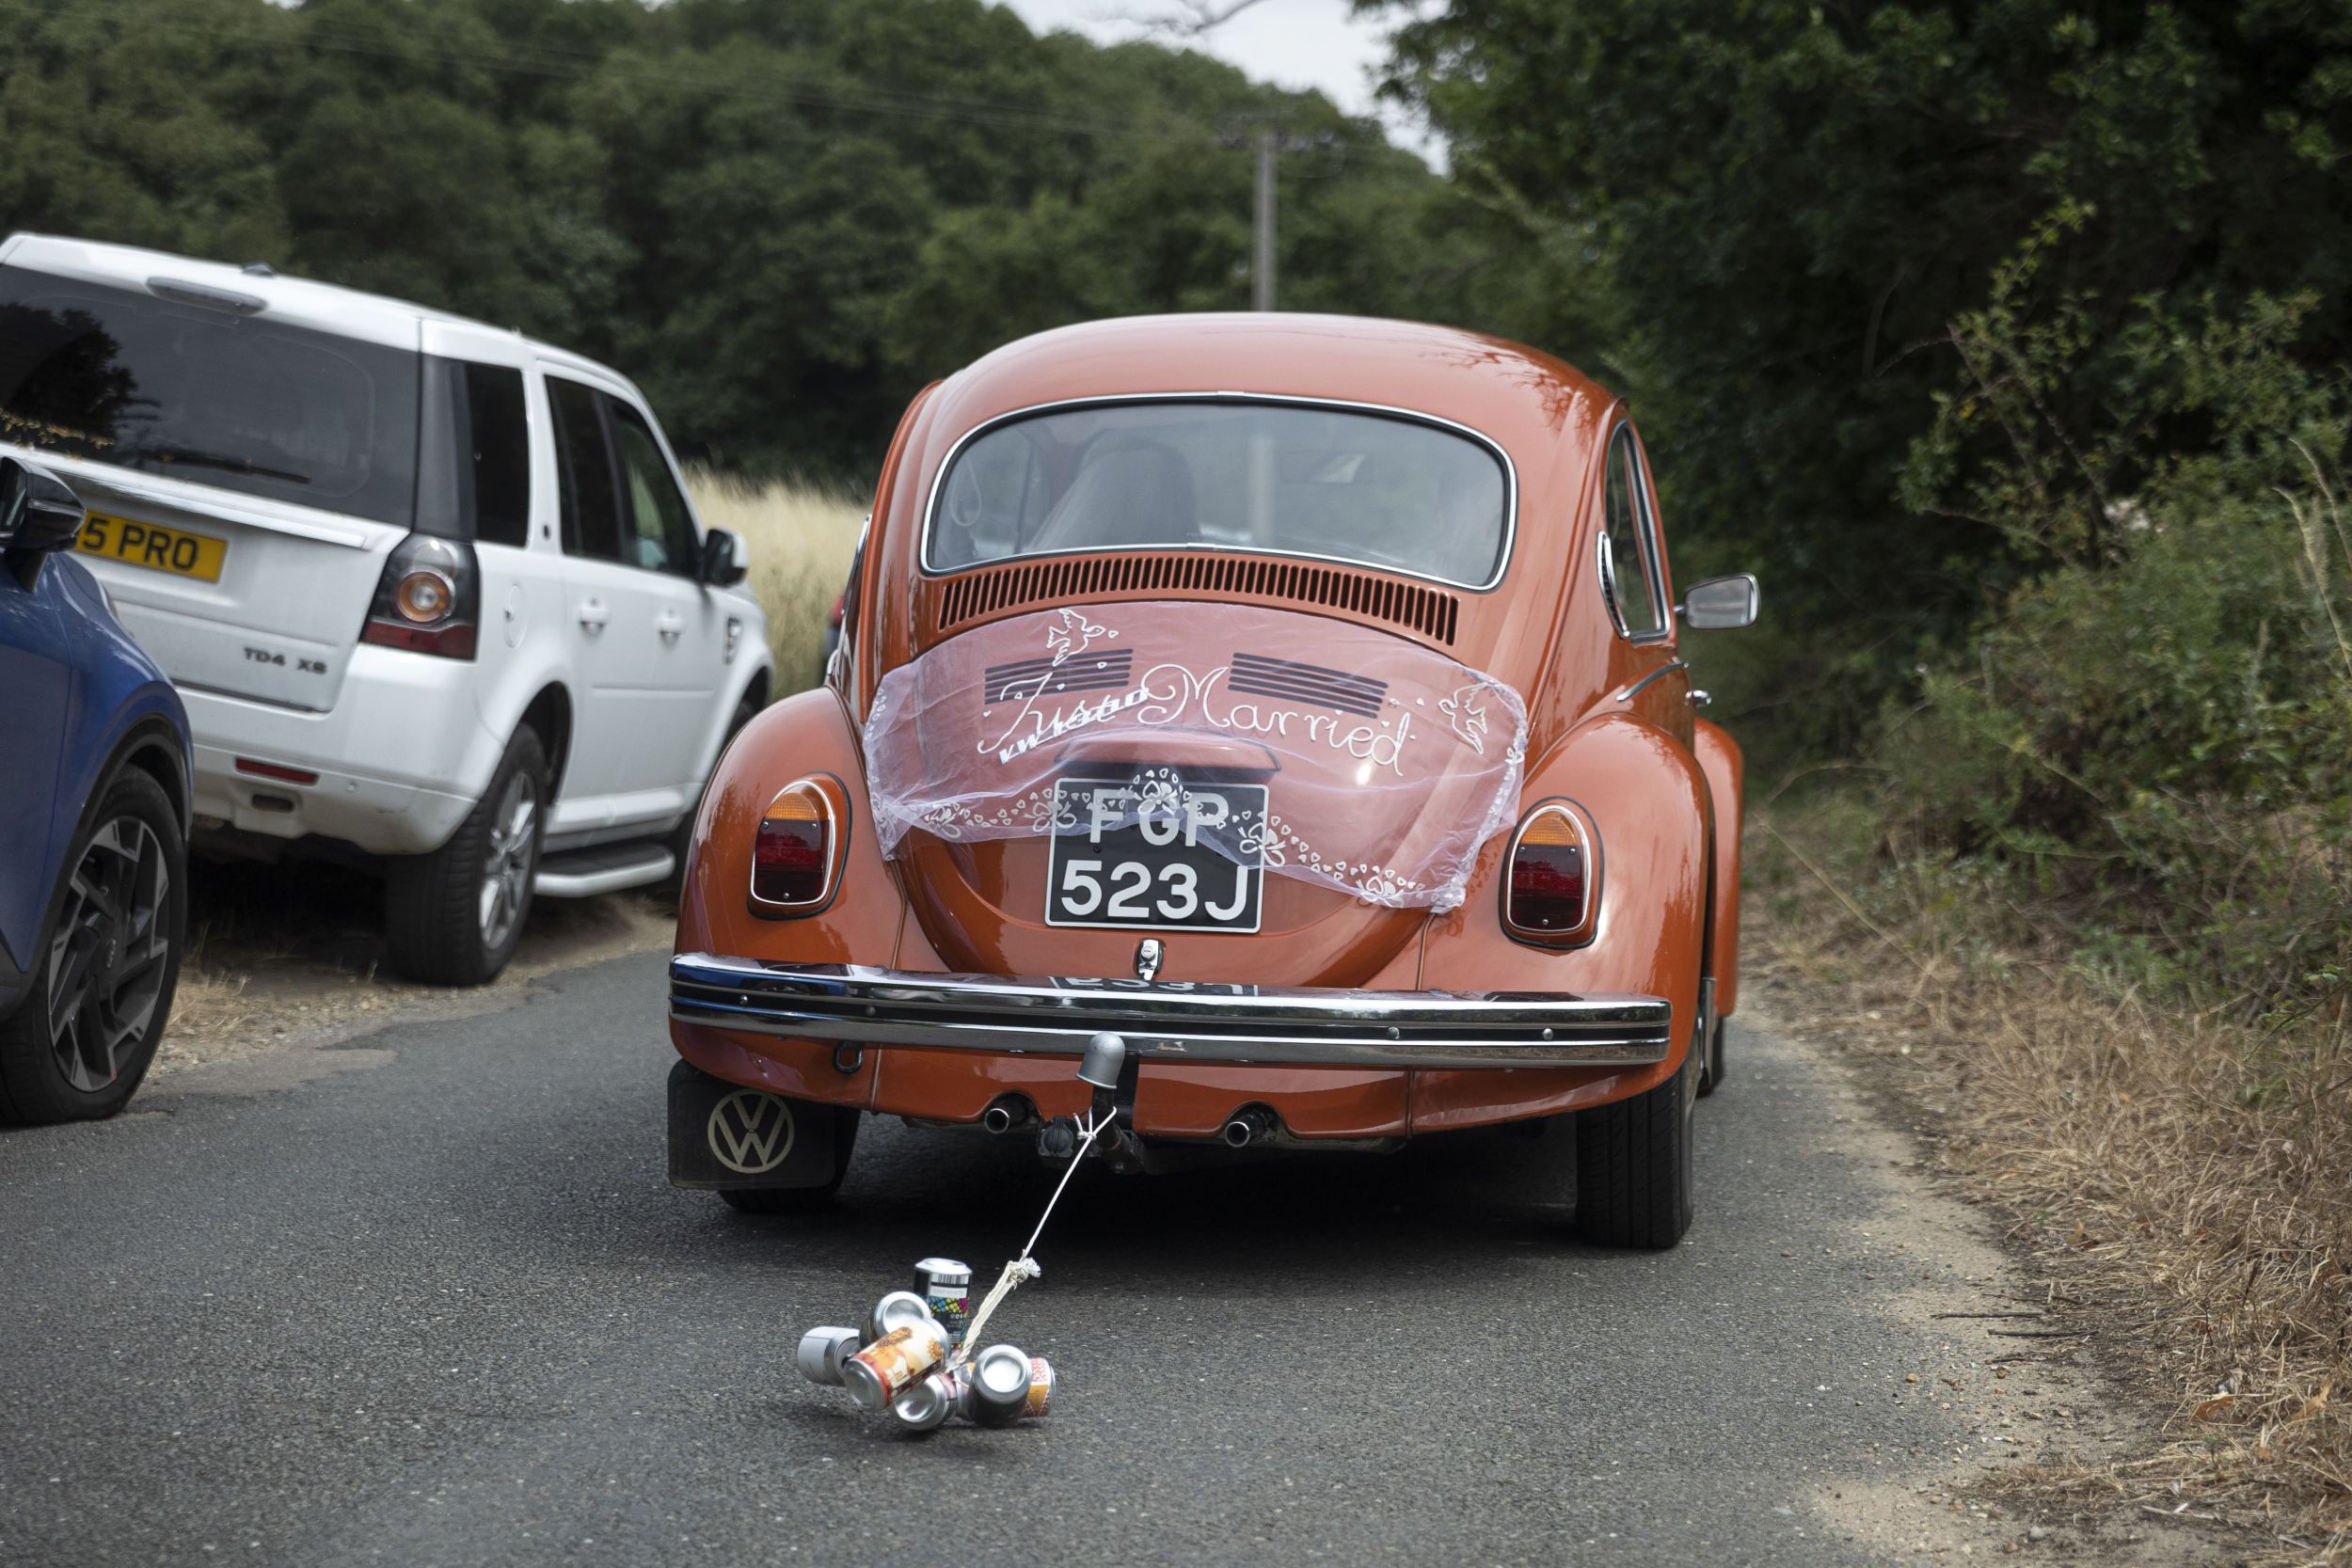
[1503, 801, 1597, 944]
[362, 534, 478, 658]
[751, 776, 849, 914]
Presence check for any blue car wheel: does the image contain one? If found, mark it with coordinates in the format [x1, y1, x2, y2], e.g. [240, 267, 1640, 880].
[0, 768, 186, 1124]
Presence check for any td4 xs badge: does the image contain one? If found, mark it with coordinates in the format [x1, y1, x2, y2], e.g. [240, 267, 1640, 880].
[245, 645, 329, 675]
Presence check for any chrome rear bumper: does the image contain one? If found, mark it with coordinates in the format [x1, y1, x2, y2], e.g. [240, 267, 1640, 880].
[669, 954, 1672, 1071]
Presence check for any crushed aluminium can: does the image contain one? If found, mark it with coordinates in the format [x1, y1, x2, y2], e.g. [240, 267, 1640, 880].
[913, 1257, 973, 1341]
[841, 1319, 950, 1412]
[795, 1326, 864, 1387]
[957, 1343, 1034, 1427]
[889, 1370, 959, 1433]
[866, 1290, 935, 1343]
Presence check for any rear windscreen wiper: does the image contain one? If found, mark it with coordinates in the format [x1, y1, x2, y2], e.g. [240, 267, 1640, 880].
[126, 444, 310, 485]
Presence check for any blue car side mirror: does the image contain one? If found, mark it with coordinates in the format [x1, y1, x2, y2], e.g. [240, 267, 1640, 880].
[0, 456, 88, 554]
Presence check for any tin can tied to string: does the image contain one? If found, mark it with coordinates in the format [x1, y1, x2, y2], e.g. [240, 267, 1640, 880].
[890, 1370, 961, 1433]
[1021, 1355, 1055, 1419]
[841, 1319, 950, 1412]
[866, 1290, 934, 1344]
[914, 1257, 973, 1342]
[795, 1326, 863, 1388]
[958, 1344, 1053, 1427]
[787, 1035, 1130, 1434]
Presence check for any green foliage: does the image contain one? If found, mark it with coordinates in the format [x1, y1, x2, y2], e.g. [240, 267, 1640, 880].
[1877, 283, 2352, 1005]
[0, 0, 1498, 477]
[1382, 0, 2352, 762]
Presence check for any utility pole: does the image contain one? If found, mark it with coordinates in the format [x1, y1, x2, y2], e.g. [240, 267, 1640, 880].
[1252, 129, 1279, 312]
[1223, 126, 1320, 310]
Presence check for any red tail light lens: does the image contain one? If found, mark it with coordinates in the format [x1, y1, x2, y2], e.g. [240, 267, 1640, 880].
[1504, 803, 1596, 943]
[362, 534, 478, 658]
[751, 780, 838, 911]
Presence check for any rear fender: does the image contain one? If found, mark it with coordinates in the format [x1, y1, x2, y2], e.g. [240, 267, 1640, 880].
[671, 687, 901, 1107]
[1693, 718, 1743, 1019]
[1413, 710, 1710, 1131]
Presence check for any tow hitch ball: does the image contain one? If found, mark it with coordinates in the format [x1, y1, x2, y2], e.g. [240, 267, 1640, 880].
[1037, 1032, 1132, 1162]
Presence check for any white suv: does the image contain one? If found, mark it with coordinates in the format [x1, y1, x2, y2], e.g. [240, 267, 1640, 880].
[0, 235, 772, 984]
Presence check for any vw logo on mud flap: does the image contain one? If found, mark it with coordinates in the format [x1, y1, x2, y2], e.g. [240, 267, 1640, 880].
[707, 1090, 796, 1175]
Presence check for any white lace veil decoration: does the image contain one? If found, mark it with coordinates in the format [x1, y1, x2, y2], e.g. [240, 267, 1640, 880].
[863, 601, 1527, 911]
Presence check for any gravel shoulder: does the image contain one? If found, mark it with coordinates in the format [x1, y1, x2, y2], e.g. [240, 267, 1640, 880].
[159, 859, 671, 1075]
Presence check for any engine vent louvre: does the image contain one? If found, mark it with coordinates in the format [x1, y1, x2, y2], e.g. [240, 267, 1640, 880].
[934, 554, 1459, 644]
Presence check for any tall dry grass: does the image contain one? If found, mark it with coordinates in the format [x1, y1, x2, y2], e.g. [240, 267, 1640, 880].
[1753, 802, 2352, 1563]
[685, 468, 866, 696]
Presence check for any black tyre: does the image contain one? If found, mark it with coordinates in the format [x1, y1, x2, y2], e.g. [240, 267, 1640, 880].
[1696, 1002, 1726, 1097]
[384, 727, 548, 987]
[717, 1106, 861, 1214]
[662, 695, 758, 904]
[1571, 1034, 1696, 1248]
[0, 768, 185, 1126]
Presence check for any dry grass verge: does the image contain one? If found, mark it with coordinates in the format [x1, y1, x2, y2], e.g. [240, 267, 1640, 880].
[1753, 799, 2352, 1563]
[684, 468, 866, 695]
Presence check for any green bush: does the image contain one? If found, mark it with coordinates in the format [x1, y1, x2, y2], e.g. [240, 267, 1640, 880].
[1876, 282, 2352, 1006]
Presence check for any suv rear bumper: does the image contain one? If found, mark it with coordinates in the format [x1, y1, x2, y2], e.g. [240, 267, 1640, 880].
[670, 954, 1675, 1071]
[182, 647, 503, 855]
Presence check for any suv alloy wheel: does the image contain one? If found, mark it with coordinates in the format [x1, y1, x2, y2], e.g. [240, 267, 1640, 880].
[383, 727, 549, 986]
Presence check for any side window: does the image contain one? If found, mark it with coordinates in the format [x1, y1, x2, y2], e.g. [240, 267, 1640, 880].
[417, 359, 530, 546]
[548, 376, 622, 562]
[1599, 427, 1665, 640]
[604, 398, 699, 575]
[461, 363, 530, 547]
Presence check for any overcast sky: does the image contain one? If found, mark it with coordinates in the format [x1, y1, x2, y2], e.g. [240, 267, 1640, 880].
[994, 0, 1442, 164]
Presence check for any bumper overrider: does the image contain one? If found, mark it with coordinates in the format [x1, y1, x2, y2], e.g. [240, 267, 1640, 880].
[669, 954, 1674, 1071]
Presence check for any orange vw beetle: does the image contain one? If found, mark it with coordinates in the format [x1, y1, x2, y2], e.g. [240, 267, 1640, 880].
[666, 314, 1756, 1247]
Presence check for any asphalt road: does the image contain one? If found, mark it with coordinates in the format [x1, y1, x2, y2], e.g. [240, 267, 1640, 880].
[0, 951, 2086, 1566]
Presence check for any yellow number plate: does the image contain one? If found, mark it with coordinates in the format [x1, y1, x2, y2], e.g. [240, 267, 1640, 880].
[75, 512, 228, 583]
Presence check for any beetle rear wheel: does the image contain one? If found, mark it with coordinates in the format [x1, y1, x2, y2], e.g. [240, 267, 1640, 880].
[1570, 1037, 1695, 1248]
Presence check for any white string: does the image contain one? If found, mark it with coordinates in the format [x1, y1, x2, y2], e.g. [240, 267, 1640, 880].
[1022, 1107, 1108, 1261]
[950, 1109, 1109, 1368]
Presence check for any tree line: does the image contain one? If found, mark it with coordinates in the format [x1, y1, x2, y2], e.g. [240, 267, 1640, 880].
[0, 0, 1526, 477]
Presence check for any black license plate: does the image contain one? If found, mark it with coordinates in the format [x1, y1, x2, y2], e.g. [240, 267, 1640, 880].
[1044, 777, 1267, 933]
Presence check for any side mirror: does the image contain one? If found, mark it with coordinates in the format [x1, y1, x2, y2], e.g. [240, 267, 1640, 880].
[0, 456, 88, 553]
[698, 526, 748, 588]
[1677, 574, 1758, 630]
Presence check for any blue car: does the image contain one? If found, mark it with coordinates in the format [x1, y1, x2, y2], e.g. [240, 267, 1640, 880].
[0, 455, 190, 1124]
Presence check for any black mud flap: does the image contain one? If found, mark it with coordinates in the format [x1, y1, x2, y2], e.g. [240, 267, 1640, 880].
[668, 1060, 852, 1190]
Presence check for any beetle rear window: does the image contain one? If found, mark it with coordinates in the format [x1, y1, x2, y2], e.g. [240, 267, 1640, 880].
[927, 401, 1511, 589]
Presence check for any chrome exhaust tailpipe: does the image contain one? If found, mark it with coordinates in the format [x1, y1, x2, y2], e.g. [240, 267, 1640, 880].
[981, 1097, 1035, 1135]
[1222, 1107, 1276, 1149]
